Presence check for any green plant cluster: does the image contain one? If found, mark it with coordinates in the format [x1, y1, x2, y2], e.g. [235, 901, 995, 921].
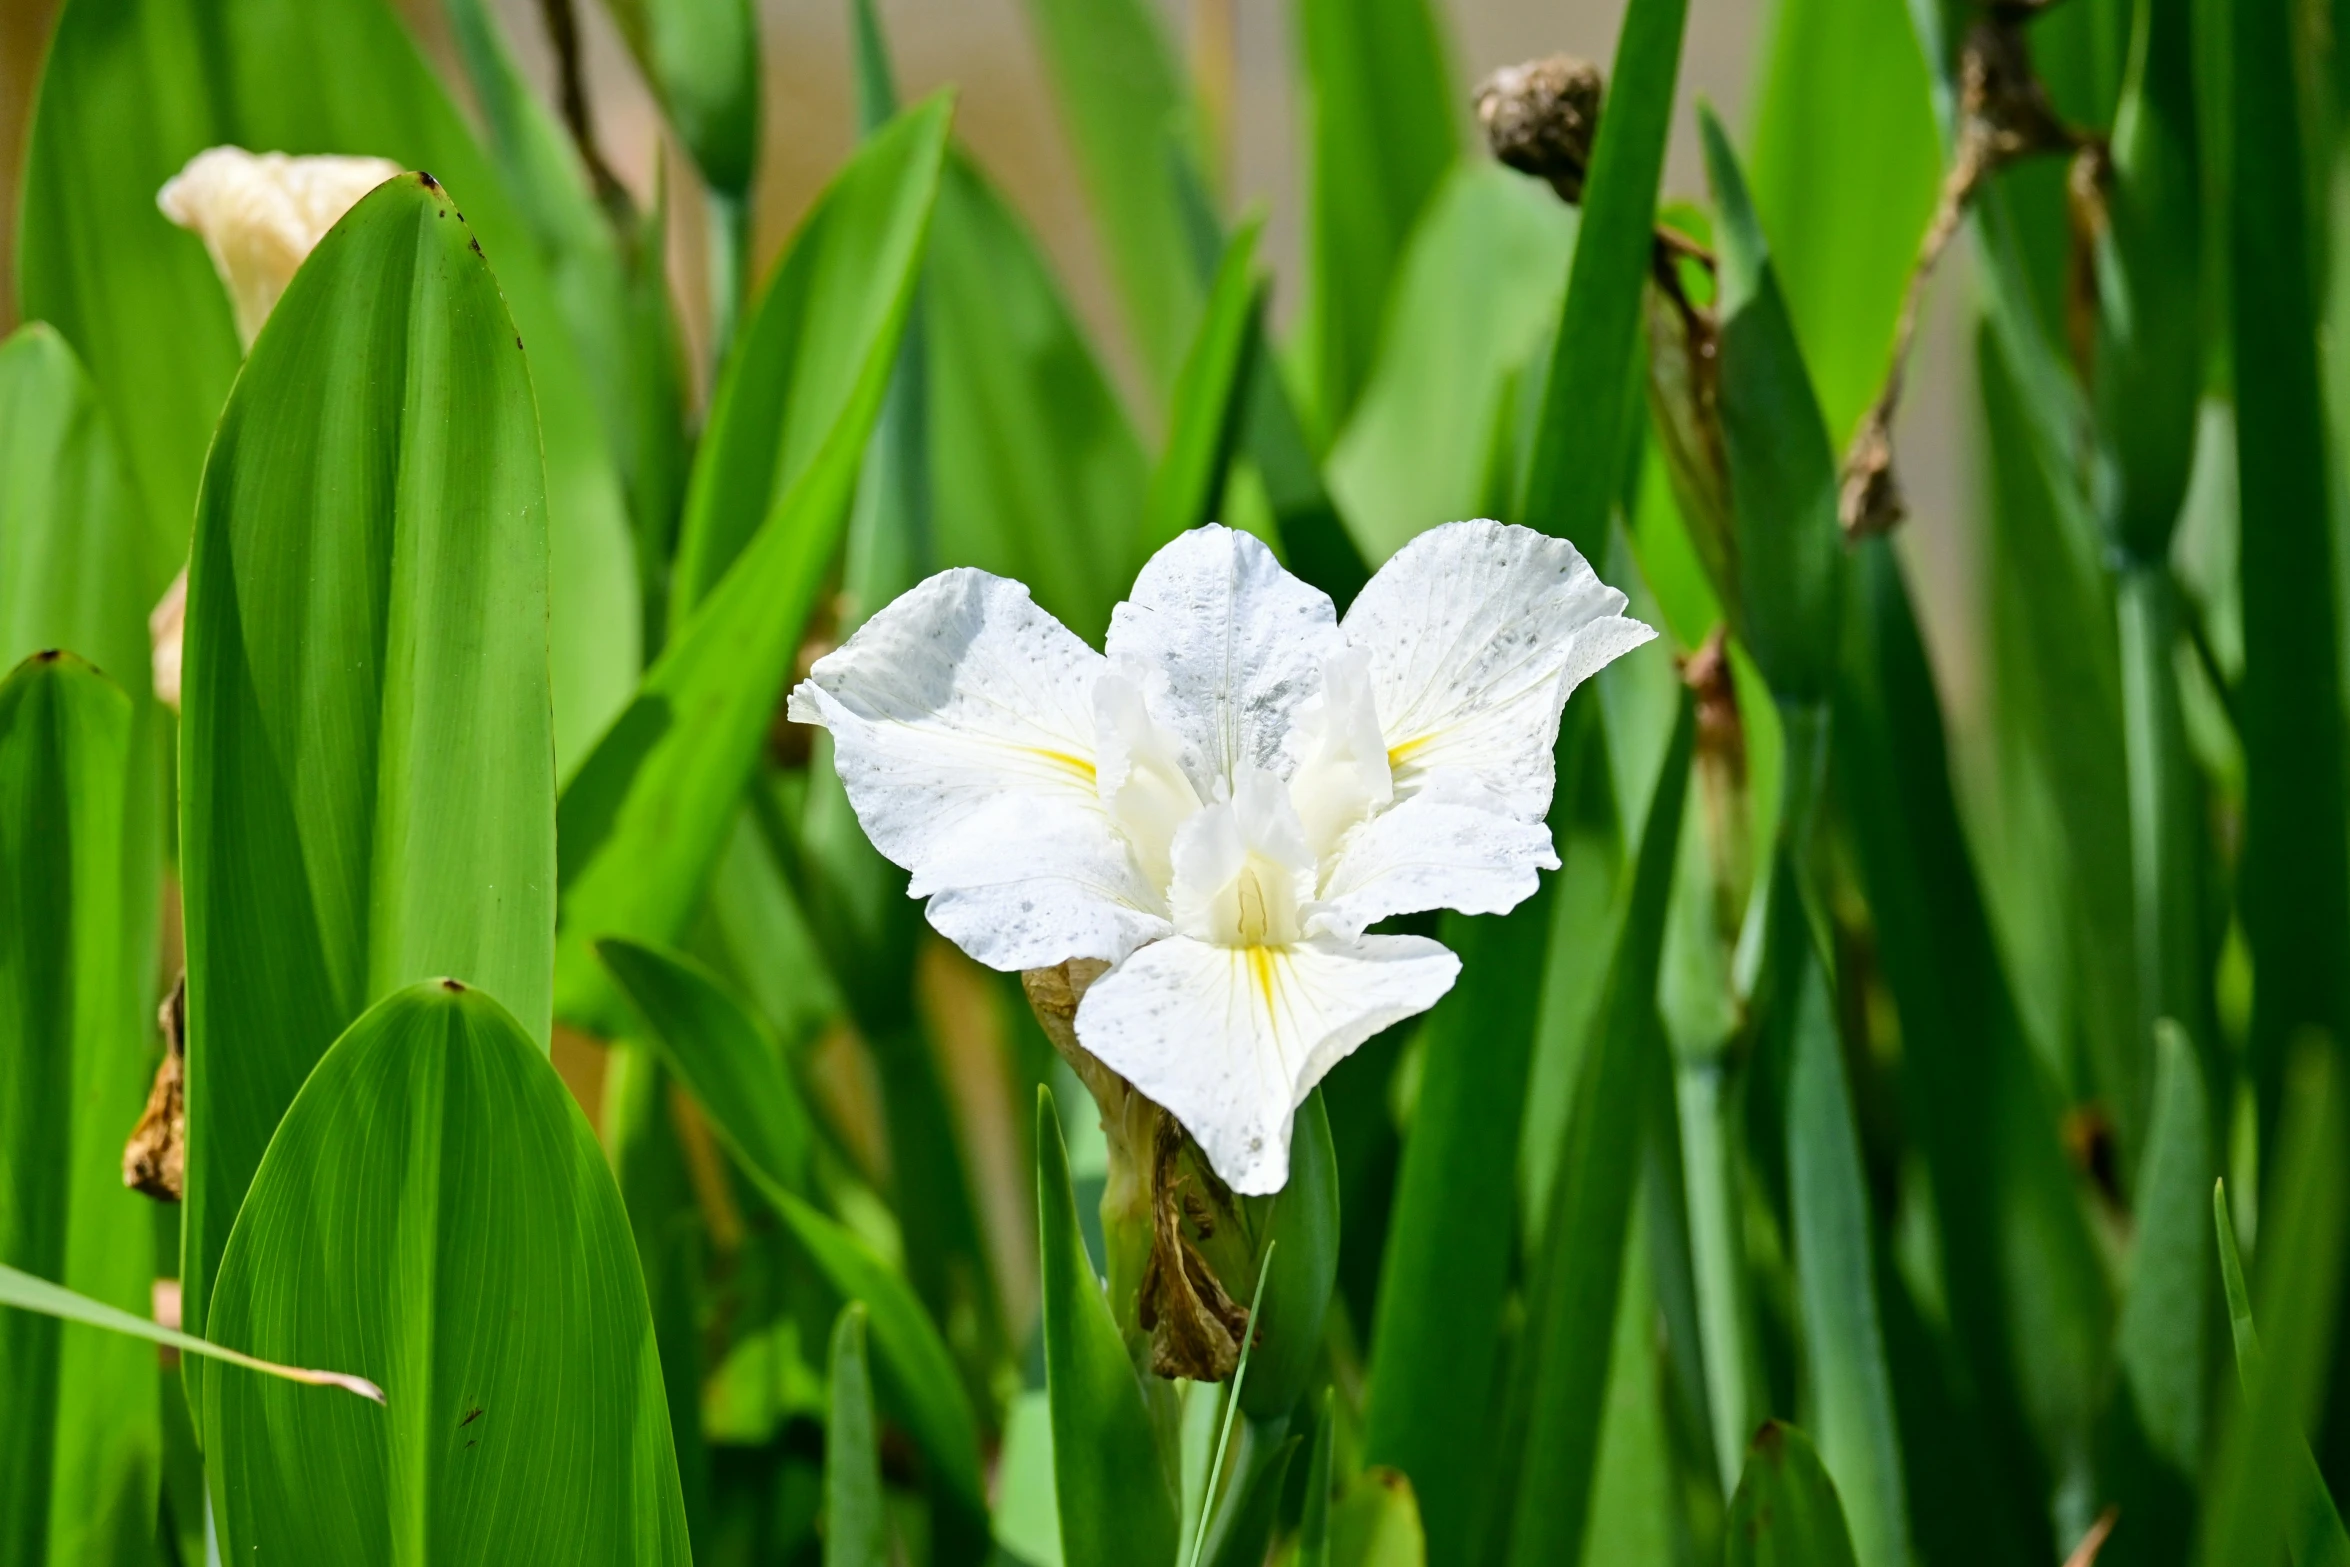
[1, 0, 2343, 1562]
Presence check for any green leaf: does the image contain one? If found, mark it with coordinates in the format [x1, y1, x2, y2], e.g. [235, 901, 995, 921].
[555, 98, 950, 1031]
[1298, 1390, 1336, 1567]
[1330, 1469, 1428, 1567]
[1290, 0, 1460, 438]
[1328, 163, 1576, 564]
[672, 98, 953, 617]
[1145, 215, 1264, 556]
[1492, 695, 1694, 1567]
[597, 938, 815, 1197]
[1018, 0, 1202, 394]
[1834, 540, 2107, 1560]
[1516, 0, 1690, 554]
[1037, 1085, 1180, 1567]
[2203, 1060, 2350, 1567]
[178, 176, 559, 1412]
[1203, 1432, 1301, 1567]
[925, 150, 1149, 642]
[2097, 1021, 2209, 1560]
[2231, 0, 2350, 1119]
[0, 324, 174, 616]
[1362, 856, 1562, 1552]
[201, 980, 691, 1563]
[0, 651, 156, 1566]
[1724, 1422, 1861, 1567]
[18, 0, 640, 772]
[599, 937, 985, 1516]
[1699, 107, 1844, 705]
[1239, 1089, 1338, 1421]
[1766, 855, 1910, 1567]
[440, 0, 691, 654]
[1743, 0, 1942, 444]
[600, 0, 760, 196]
[824, 1304, 888, 1567]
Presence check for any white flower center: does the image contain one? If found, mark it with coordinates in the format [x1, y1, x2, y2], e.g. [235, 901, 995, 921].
[1095, 652, 1399, 949]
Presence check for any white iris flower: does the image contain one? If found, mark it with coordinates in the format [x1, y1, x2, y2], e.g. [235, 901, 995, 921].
[789, 522, 1655, 1194]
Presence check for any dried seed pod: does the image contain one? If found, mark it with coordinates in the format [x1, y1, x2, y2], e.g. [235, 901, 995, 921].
[1475, 55, 1605, 205]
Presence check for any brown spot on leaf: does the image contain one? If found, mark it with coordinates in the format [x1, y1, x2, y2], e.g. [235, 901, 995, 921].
[440, 978, 467, 993]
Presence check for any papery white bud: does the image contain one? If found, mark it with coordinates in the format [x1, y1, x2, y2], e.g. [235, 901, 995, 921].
[157, 147, 402, 349]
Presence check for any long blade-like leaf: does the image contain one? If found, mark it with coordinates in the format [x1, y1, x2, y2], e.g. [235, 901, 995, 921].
[1144, 215, 1264, 556]
[1038, 1085, 1181, 1567]
[1289, 0, 1459, 439]
[178, 175, 558, 1410]
[1724, 1422, 1861, 1567]
[0, 651, 155, 1565]
[202, 981, 690, 1562]
[600, 0, 760, 197]
[1493, 695, 1694, 1567]
[2202, 1060, 2350, 1567]
[824, 1304, 889, 1567]
[555, 98, 950, 1032]
[597, 937, 986, 1517]
[18, 0, 640, 771]
[1516, 0, 1690, 555]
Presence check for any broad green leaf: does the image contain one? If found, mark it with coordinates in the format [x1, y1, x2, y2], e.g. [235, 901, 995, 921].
[202, 981, 690, 1564]
[600, 0, 760, 196]
[2202, 1057, 2350, 1567]
[1744, 0, 1941, 444]
[1145, 215, 1264, 555]
[1834, 539, 2109, 1558]
[18, 0, 639, 772]
[2230, 0, 2350, 1118]
[1, 1261, 381, 1402]
[1239, 1089, 1338, 1421]
[2098, 1022, 2209, 1561]
[1290, 0, 1459, 439]
[1328, 163, 1575, 564]
[1018, 0, 1203, 395]
[1724, 1422, 1861, 1567]
[555, 98, 949, 1031]
[824, 1304, 888, 1567]
[0, 325, 173, 613]
[1362, 855, 1561, 1556]
[1766, 856, 1909, 1567]
[598, 938, 814, 1197]
[1037, 1085, 1180, 1567]
[1516, 0, 1690, 555]
[1493, 696, 1693, 1567]
[1577, 1200, 1676, 1567]
[926, 150, 1148, 642]
[1203, 1433, 1301, 1567]
[178, 176, 558, 1407]
[0, 652, 155, 1566]
[1330, 1468, 1427, 1567]
[672, 98, 953, 617]
[1699, 108, 1844, 705]
[600, 937, 986, 1515]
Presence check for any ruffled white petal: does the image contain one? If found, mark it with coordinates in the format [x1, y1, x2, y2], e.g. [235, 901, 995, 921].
[1287, 647, 1394, 863]
[788, 568, 1165, 968]
[157, 147, 401, 348]
[1105, 525, 1344, 793]
[1309, 795, 1560, 941]
[1094, 672, 1203, 892]
[1342, 519, 1656, 822]
[1076, 932, 1460, 1194]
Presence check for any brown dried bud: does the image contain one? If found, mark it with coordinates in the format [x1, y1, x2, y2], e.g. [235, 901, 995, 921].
[124, 976, 187, 1201]
[1475, 56, 1605, 205]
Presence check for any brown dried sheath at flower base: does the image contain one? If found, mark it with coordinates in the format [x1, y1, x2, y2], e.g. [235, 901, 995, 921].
[1022, 957, 1260, 1382]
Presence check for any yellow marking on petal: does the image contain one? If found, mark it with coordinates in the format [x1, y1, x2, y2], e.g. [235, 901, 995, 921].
[1386, 732, 1436, 769]
[1025, 747, 1097, 785]
[1246, 946, 1279, 1013]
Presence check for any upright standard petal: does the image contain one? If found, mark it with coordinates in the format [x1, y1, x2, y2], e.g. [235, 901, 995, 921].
[1075, 932, 1460, 1194]
[788, 569, 1168, 969]
[1343, 519, 1656, 821]
[1106, 525, 1345, 793]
